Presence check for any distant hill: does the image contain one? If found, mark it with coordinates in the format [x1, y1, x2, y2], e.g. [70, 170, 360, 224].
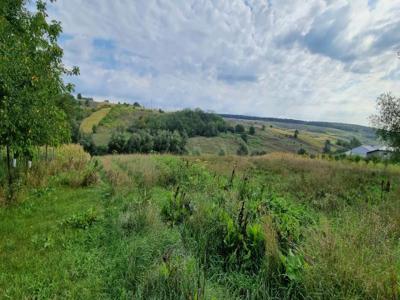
[78, 101, 378, 156]
[220, 114, 376, 138]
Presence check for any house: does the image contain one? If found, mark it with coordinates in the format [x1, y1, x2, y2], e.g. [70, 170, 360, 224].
[345, 145, 378, 158]
[365, 146, 393, 159]
[346, 145, 393, 159]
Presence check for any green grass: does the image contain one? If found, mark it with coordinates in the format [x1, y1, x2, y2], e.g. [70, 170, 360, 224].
[0, 186, 107, 298]
[80, 107, 112, 134]
[1, 151, 399, 299]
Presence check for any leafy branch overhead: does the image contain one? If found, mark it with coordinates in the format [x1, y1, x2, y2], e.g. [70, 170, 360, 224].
[0, 0, 78, 156]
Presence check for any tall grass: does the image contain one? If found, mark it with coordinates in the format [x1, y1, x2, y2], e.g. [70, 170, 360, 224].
[1, 152, 399, 298]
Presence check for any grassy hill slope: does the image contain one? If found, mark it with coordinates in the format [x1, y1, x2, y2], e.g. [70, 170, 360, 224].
[80, 103, 378, 155]
[79, 107, 112, 134]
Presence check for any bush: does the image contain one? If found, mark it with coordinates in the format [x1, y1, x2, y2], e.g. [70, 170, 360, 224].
[235, 124, 245, 133]
[240, 133, 248, 143]
[161, 187, 193, 226]
[237, 142, 249, 156]
[249, 126, 256, 135]
[60, 208, 99, 229]
[297, 148, 307, 155]
[108, 132, 128, 154]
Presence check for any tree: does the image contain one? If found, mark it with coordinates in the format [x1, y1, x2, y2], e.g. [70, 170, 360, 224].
[249, 126, 256, 135]
[349, 137, 362, 148]
[79, 134, 96, 155]
[235, 124, 245, 133]
[323, 140, 331, 153]
[126, 133, 141, 153]
[108, 132, 127, 153]
[294, 130, 299, 139]
[240, 133, 248, 143]
[297, 148, 307, 155]
[77, 93, 82, 99]
[0, 0, 78, 196]
[371, 93, 400, 153]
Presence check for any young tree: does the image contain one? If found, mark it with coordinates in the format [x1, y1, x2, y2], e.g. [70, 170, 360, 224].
[294, 129, 299, 139]
[249, 126, 256, 135]
[323, 140, 331, 153]
[235, 124, 245, 133]
[349, 137, 362, 148]
[0, 0, 78, 194]
[297, 148, 307, 155]
[371, 93, 400, 152]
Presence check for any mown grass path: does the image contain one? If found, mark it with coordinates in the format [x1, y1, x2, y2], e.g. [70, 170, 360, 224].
[80, 107, 111, 134]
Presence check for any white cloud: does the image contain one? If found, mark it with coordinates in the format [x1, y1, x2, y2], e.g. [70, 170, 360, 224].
[47, 0, 400, 125]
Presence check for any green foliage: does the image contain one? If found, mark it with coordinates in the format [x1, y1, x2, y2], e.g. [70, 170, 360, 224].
[237, 141, 249, 156]
[61, 208, 99, 229]
[323, 139, 331, 153]
[0, 0, 78, 151]
[108, 131, 128, 154]
[371, 93, 400, 153]
[297, 148, 307, 155]
[240, 133, 248, 143]
[161, 187, 193, 226]
[125, 129, 186, 154]
[129, 108, 227, 138]
[280, 249, 305, 282]
[336, 137, 362, 149]
[249, 126, 256, 135]
[0, 0, 79, 198]
[2, 148, 400, 299]
[235, 124, 245, 133]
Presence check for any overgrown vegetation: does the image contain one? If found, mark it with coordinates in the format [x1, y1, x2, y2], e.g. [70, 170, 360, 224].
[3, 149, 399, 299]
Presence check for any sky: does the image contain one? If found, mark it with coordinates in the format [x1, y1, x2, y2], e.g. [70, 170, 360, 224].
[45, 0, 400, 125]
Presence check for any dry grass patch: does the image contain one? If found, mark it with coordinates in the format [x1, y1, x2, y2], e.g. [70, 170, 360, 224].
[80, 107, 111, 134]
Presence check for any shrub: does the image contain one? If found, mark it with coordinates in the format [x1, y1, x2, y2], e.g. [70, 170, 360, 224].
[108, 132, 128, 154]
[297, 148, 307, 155]
[237, 142, 249, 156]
[249, 126, 256, 135]
[61, 208, 99, 229]
[161, 187, 193, 226]
[235, 124, 245, 133]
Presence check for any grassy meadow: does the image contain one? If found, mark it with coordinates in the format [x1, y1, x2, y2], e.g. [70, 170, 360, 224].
[1, 146, 399, 299]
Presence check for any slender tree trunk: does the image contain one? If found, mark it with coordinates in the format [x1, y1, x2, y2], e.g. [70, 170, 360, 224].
[6, 144, 12, 187]
[45, 145, 48, 162]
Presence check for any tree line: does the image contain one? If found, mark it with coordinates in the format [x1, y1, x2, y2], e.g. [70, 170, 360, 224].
[129, 109, 228, 137]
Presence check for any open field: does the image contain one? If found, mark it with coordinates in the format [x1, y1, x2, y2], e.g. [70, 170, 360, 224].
[1, 147, 399, 299]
